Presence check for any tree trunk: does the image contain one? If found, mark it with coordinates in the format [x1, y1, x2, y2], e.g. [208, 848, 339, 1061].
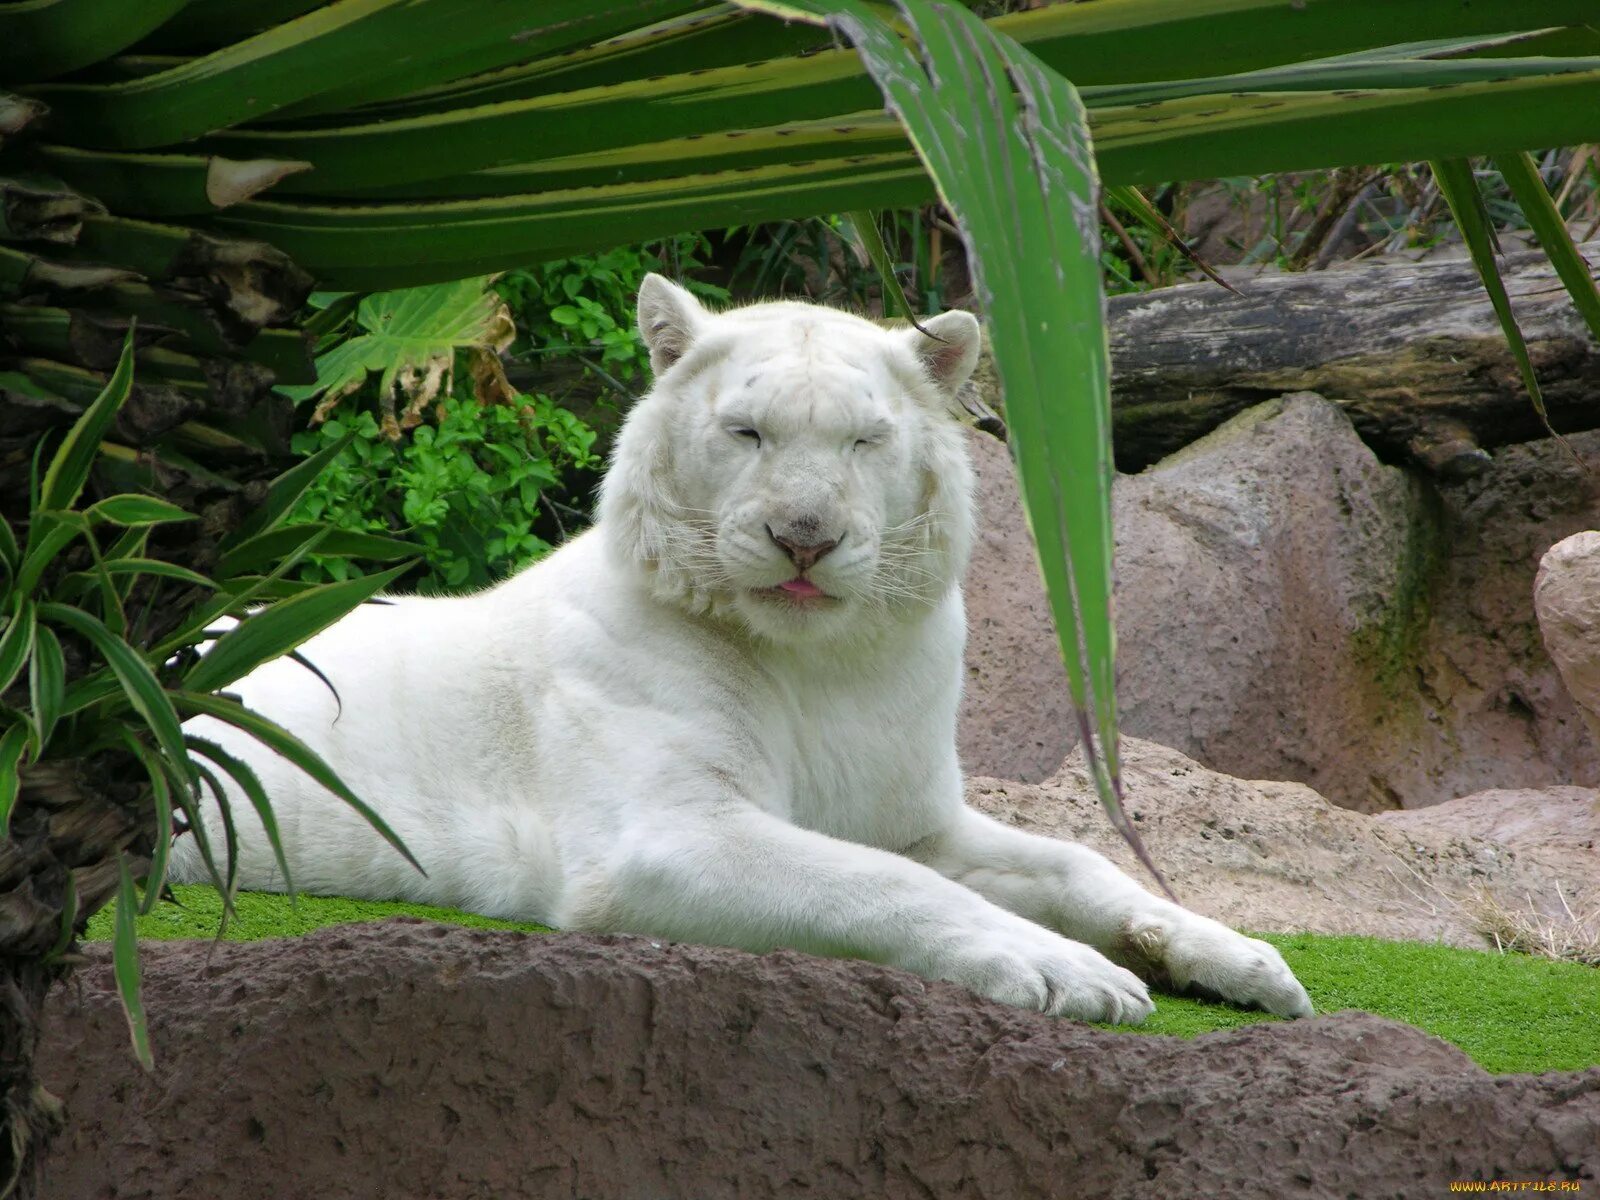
[968, 243, 1600, 475]
[0, 758, 150, 1199]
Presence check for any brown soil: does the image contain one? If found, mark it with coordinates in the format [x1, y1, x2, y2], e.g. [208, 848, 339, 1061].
[39, 920, 1599, 1200]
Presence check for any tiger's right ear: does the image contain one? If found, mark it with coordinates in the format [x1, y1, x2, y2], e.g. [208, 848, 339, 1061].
[637, 273, 707, 375]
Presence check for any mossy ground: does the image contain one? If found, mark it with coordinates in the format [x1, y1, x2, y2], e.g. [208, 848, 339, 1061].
[86, 888, 1598, 1076]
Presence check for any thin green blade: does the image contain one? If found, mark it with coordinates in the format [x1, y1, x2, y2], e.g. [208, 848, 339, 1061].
[183, 561, 411, 694]
[1431, 157, 1567, 446]
[1494, 149, 1600, 344]
[113, 856, 154, 1071]
[173, 691, 424, 878]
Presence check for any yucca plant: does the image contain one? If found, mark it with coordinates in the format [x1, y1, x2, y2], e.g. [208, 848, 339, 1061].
[5, 2, 1600, 1195]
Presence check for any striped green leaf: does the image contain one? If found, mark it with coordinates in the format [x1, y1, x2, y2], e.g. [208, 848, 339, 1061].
[0, 0, 187, 83]
[112, 855, 154, 1070]
[1494, 150, 1600, 344]
[38, 601, 190, 782]
[216, 525, 415, 581]
[86, 494, 196, 527]
[0, 721, 28, 839]
[173, 690, 425, 878]
[1431, 157, 1559, 438]
[221, 431, 357, 549]
[124, 735, 175, 916]
[28, 625, 64, 755]
[183, 561, 411, 694]
[38, 329, 134, 514]
[186, 735, 296, 900]
[0, 597, 35, 697]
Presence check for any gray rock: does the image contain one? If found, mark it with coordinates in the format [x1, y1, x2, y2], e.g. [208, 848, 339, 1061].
[959, 396, 1600, 808]
[1536, 529, 1600, 746]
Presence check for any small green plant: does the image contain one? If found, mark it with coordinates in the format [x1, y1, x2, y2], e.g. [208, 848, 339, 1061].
[284, 244, 724, 593]
[290, 393, 597, 590]
[1, 333, 419, 1071]
[496, 235, 726, 385]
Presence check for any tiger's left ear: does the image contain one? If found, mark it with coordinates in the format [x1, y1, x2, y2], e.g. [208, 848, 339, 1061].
[902, 310, 983, 398]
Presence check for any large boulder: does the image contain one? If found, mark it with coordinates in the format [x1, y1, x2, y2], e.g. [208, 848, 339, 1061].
[39, 921, 1599, 1200]
[968, 737, 1598, 950]
[959, 397, 1600, 809]
[1536, 530, 1600, 746]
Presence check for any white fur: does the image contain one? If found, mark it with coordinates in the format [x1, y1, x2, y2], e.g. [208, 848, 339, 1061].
[172, 277, 1312, 1023]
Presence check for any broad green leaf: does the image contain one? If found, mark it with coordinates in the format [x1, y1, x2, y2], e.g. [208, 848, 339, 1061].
[1432, 157, 1563, 441]
[184, 561, 411, 694]
[37, 329, 135, 515]
[173, 690, 424, 878]
[29, 625, 65, 755]
[112, 855, 154, 1071]
[38, 602, 191, 782]
[1494, 150, 1600, 345]
[0, 597, 35, 697]
[0, 721, 28, 839]
[86, 494, 197, 527]
[216, 523, 415, 580]
[273, 277, 506, 406]
[220, 430, 356, 549]
[743, 0, 1166, 890]
[0, 0, 187, 82]
[187, 734, 296, 900]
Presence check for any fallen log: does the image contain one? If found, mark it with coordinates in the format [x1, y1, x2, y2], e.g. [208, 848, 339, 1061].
[1114, 244, 1600, 473]
[967, 242, 1600, 475]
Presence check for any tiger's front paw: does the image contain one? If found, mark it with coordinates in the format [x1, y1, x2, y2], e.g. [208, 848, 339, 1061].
[1118, 911, 1313, 1018]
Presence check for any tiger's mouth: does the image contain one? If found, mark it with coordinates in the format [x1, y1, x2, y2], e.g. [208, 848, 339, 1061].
[752, 578, 838, 607]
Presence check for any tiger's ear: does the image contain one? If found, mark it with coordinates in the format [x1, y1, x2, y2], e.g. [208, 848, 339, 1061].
[637, 273, 707, 375]
[903, 310, 982, 398]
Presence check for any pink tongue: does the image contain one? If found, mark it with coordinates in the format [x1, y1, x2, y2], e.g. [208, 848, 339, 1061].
[779, 578, 824, 597]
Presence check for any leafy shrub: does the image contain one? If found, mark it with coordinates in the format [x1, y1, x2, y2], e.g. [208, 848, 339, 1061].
[284, 237, 723, 593]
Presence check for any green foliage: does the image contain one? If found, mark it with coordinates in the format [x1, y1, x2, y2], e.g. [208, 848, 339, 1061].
[284, 239, 722, 592]
[495, 233, 726, 382]
[276, 277, 508, 409]
[1, 332, 421, 1065]
[289, 393, 596, 591]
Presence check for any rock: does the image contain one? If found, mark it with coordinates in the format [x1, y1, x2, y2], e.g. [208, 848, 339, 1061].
[959, 398, 1600, 808]
[1378, 786, 1600, 855]
[970, 737, 1598, 949]
[38, 921, 1599, 1199]
[1536, 530, 1600, 746]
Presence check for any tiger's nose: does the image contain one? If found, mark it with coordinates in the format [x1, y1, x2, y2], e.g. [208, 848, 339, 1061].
[767, 525, 841, 572]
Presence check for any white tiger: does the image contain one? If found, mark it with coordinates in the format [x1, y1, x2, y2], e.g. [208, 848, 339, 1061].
[173, 275, 1313, 1023]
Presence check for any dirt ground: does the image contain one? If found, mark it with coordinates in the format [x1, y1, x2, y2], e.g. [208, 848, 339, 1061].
[39, 921, 1599, 1200]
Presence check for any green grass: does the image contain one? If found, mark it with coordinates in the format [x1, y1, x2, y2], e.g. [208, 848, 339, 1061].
[1109, 931, 1600, 1075]
[83, 883, 550, 942]
[87, 890, 1597, 1076]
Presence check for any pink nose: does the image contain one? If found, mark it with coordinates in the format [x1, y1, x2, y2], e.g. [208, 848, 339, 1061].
[768, 526, 840, 572]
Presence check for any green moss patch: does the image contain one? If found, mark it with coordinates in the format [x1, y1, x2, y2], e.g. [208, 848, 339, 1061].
[1113, 931, 1600, 1075]
[87, 891, 1596, 1075]
[83, 884, 550, 942]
